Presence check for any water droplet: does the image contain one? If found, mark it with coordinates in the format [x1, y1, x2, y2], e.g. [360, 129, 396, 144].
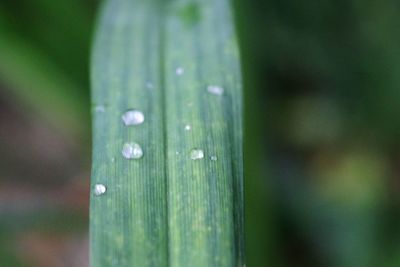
[122, 109, 144, 126]
[122, 142, 143, 159]
[146, 82, 154, 89]
[95, 105, 106, 113]
[210, 156, 217, 161]
[94, 184, 107, 196]
[111, 157, 115, 163]
[175, 151, 180, 155]
[176, 67, 185, 76]
[184, 124, 191, 131]
[207, 85, 224, 96]
[190, 149, 204, 160]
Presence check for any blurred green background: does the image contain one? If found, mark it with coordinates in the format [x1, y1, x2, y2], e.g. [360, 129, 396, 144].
[1, 0, 400, 266]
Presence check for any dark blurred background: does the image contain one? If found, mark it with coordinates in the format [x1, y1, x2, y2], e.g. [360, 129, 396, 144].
[1, 0, 400, 266]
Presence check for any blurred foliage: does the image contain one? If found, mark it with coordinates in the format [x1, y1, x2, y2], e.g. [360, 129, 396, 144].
[1, 0, 400, 266]
[236, 0, 400, 266]
[0, 0, 96, 139]
[0, 1, 96, 266]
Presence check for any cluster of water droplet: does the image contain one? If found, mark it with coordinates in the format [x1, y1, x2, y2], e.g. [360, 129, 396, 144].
[121, 109, 145, 160]
[94, 109, 145, 196]
[94, 69, 225, 196]
[121, 109, 144, 162]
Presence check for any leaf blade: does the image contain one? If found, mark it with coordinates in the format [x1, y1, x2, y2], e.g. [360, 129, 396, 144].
[90, 0, 243, 266]
[90, 1, 167, 266]
[164, 1, 244, 266]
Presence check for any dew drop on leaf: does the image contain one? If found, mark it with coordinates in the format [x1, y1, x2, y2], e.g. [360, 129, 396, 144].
[190, 149, 204, 160]
[122, 109, 145, 126]
[210, 156, 217, 161]
[184, 124, 191, 131]
[207, 85, 224, 96]
[146, 82, 154, 89]
[95, 105, 106, 113]
[176, 67, 185, 76]
[94, 184, 107, 196]
[122, 142, 143, 159]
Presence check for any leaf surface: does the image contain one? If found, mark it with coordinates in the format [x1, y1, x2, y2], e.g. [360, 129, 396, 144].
[90, 1, 243, 266]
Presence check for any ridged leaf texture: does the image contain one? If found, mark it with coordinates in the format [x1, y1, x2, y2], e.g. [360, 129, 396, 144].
[90, 0, 243, 266]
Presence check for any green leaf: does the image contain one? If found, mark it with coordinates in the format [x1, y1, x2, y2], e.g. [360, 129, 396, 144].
[90, 0, 243, 266]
